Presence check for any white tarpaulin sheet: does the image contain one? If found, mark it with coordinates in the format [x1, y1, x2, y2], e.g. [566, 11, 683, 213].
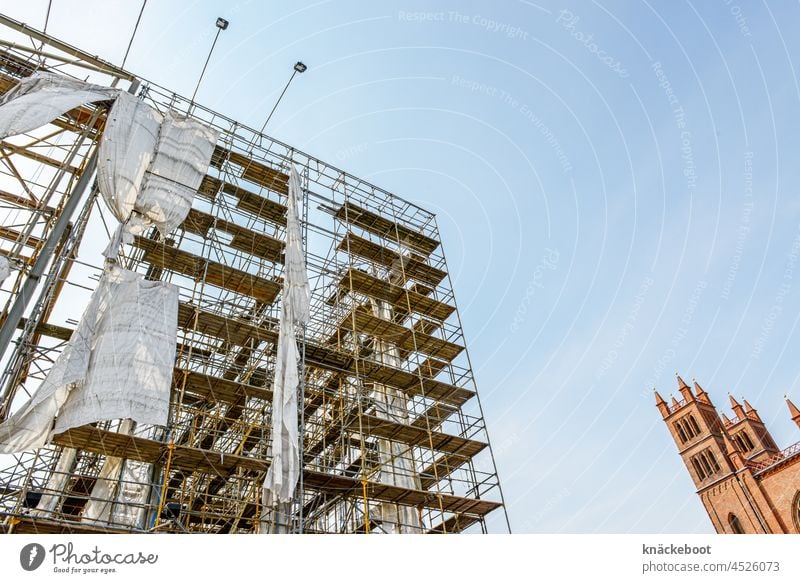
[55, 267, 178, 432]
[0, 71, 117, 138]
[97, 98, 218, 258]
[262, 166, 310, 509]
[0, 266, 178, 453]
[136, 111, 218, 235]
[96, 91, 161, 225]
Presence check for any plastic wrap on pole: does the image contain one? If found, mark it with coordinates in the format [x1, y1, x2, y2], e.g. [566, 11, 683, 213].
[281, 166, 311, 323]
[263, 301, 301, 506]
[135, 112, 219, 235]
[96, 91, 161, 224]
[83, 419, 134, 525]
[372, 299, 423, 533]
[32, 447, 78, 516]
[0, 71, 117, 138]
[0, 256, 10, 284]
[109, 459, 151, 528]
[54, 267, 178, 433]
[263, 166, 309, 507]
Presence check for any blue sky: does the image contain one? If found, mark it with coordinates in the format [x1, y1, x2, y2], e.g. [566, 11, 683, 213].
[3, 0, 800, 533]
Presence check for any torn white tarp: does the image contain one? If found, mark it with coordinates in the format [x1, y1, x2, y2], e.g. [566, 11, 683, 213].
[0, 71, 117, 139]
[97, 99, 218, 258]
[55, 267, 178, 432]
[96, 91, 161, 225]
[0, 256, 10, 284]
[136, 111, 218, 235]
[0, 266, 178, 453]
[262, 166, 310, 508]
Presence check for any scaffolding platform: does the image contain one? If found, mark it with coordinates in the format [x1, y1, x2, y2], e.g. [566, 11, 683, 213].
[133, 236, 281, 304]
[332, 268, 455, 321]
[182, 208, 285, 264]
[346, 413, 486, 457]
[336, 306, 463, 362]
[337, 232, 447, 287]
[335, 202, 439, 256]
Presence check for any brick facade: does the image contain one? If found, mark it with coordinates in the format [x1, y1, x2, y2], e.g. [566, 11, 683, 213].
[656, 375, 800, 533]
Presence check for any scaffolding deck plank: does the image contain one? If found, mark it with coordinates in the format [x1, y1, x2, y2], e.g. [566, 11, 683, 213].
[3, 515, 131, 534]
[337, 232, 446, 287]
[428, 514, 481, 534]
[182, 208, 285, 263]
[23, 309, 470, 407]
[334, 268, 455, 321]
[175, 368, 272, 404]
[178, 303, 278, 347]
[419, 452, 470, 490]
[303, 342, 474, 406]
[335, 202, 439, 255]
[212, 147, 290, 195]
[347, 413, 486, 457]
[133, 236, 281, 304]
[342, 307, 463, 361]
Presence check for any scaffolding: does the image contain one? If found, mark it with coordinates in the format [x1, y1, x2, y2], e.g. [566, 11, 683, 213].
[0, 16, 509, 534]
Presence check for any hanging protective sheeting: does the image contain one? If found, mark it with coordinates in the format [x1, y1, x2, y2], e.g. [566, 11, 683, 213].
[96, 100, 218, 258]
[0, 71, 118, 138]
[54, 267, 178, 432]
[136, 111, 218, 235]
[0, 266, 178, 453]
[96, 91, 161, 226]
[262, 166, 310, 508]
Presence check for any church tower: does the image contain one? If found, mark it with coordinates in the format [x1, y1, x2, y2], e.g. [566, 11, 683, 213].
[657, 375, 800, 534]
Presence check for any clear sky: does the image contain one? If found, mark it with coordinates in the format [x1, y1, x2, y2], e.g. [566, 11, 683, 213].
[2, 0, 800, 534]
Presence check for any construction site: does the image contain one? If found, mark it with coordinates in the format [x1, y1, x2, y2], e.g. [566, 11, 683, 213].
[0, 14, 508, 534]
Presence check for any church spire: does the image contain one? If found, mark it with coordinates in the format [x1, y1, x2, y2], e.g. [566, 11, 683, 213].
[787, 397, 800, 429]
[655, 390, 669, 418]
[676, 373, 694, 403]
[693, 380, 710, 404]
[729, 394, 745, 419]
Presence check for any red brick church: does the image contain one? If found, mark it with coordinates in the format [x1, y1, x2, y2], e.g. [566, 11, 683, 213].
[656, 375, 800, 533]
